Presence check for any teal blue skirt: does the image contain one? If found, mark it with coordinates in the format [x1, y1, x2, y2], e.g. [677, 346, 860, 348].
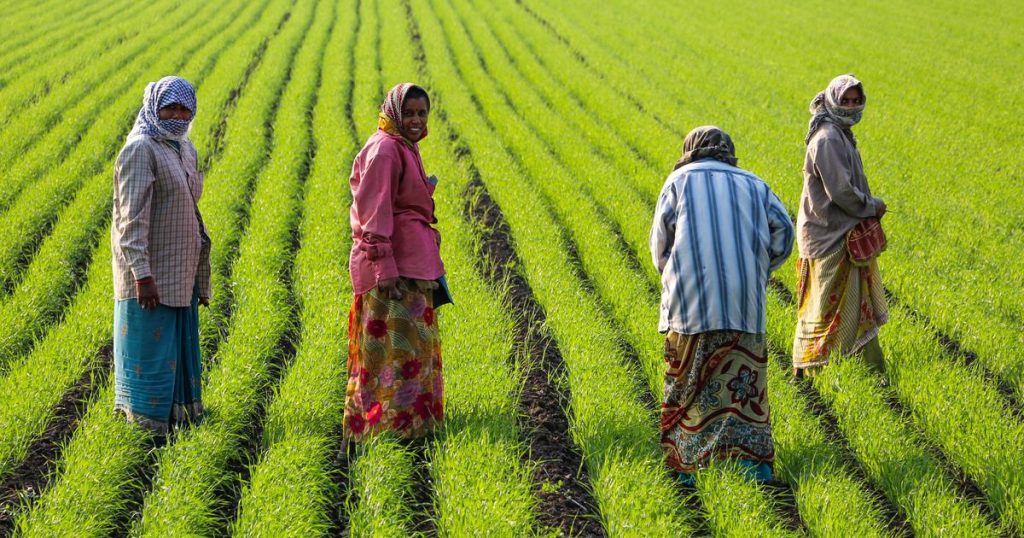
[113, 288, 203, 435]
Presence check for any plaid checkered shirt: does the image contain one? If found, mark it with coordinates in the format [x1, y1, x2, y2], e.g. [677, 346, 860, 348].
[111, 136, 211, 307]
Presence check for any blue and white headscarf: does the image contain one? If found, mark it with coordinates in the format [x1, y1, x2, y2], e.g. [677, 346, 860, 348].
[128, 76, 197, 140]
[805, 74, 865, 145]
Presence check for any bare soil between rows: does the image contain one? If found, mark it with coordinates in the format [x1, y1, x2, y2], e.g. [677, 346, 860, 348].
[769, 277, 997, 535]
[0, 346, 111, 538]
[465, 176, 605, 537]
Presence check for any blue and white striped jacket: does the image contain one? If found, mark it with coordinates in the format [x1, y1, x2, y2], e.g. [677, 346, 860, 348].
[650, 159, 794, 335]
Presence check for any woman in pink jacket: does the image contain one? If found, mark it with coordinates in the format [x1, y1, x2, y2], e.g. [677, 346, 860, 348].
[344, 83, 449, 441]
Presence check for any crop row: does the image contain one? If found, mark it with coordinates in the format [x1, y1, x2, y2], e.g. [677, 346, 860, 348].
[0, 0, 262, 488]
[192, 0, 324, 360]
[0, 0, 131, 88]
[0, 0, 261, 372]
[438, 0, 1009, 534]
[493, 1, 1024, 532]
[486, 0, 1000, 529]
[0, 0, 285, 370]
[432, 0, 838, 533]
[228, 1, 353, 532]
[775, 268, 1024, 533]
[133, 2, 327, 533]
[331, 1, 429, 534]
[15, 0, 539, 534]
[588, 1, 1024, 528]
[526, 0, 1024, 402]
[0, 1, 197, 205]
[1, 0, 1018, 535]
[331, 2, 529, 534]
[322, 2, 432, 534]
[379, 3, 540, 534]
[350, 0, 383, 141]
[411, 0, 712, 533]
[0, 0, 231, 298]
[0, 0, 75, 39]
[7, 0, 303, 534]
[0, 0, 60, 51]
[0, 0, 134, 110]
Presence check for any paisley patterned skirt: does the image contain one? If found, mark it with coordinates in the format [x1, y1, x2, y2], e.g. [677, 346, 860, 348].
[660, 330, 774, 473]
[792, 247, 889, 374]
[343, 279, 443, 441]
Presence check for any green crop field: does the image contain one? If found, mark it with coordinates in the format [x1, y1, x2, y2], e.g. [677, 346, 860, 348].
[0, 0, 1021, 536]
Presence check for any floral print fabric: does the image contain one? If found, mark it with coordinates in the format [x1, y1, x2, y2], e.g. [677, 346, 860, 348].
[792, 246, 889, 373]
[344, 279, 443, 440]
[661, 330, 774, 473]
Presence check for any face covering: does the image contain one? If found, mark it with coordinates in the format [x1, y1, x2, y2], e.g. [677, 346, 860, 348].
[128, 76, 197, 140]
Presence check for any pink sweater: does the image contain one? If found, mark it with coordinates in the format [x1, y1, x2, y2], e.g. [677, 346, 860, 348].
[349, 131, 444, 294]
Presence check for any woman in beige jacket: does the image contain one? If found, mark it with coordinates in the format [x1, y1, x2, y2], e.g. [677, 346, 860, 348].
[792, 74, 889, 380]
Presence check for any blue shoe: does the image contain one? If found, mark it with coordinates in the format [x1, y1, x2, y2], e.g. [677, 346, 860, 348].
[752, 462, 773, 482]
[677, 472, 696, 486]
[735, 459, 773, 482]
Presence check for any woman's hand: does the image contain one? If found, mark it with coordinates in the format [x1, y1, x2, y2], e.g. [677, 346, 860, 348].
[377, 278, 403, 301]
[875, 200, 888, 219]
[136, 277, 160, 309]
[199, 297, 210, 307]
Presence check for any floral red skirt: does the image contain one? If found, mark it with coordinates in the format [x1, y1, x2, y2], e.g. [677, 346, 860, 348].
[661, 330, 774, 473]
[343, 279, 443, 440]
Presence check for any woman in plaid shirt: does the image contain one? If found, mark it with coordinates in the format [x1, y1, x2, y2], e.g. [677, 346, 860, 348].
[111, 76, 211, 437]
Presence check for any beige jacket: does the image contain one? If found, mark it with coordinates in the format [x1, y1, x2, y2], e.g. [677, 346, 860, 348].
[111, 136, 211, 307]
[796, 122, 883, 258]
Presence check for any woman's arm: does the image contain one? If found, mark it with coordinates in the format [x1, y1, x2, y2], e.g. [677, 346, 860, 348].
[812, 136, 881, 218]
[650, 181, 678, 274]
[353, 150, 402, 295]
[115, 141, 159, 306]
[765, 189, 795, 272]
[115, 141, 157, 279]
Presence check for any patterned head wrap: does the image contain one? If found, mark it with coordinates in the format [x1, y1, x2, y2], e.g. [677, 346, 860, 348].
[378, 82, 429, 144]
[674, 125, 738, 170]
[128, 76, 197, 140]
[805, 74, 865, 145]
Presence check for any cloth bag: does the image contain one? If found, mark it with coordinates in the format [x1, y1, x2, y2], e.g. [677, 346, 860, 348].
[846, 218, 886, 265]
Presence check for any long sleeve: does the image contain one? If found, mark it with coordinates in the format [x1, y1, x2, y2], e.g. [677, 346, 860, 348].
[765, 190, 795, 272]
[650, 181, 678, 274]
[811, 136, 879, 218]
[195, 210, 212, 298]
[114, 141, 156, 281]
[353, 152, 401, 283]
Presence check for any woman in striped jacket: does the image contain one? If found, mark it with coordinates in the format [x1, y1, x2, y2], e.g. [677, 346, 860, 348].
[650, 125, 794, 484]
